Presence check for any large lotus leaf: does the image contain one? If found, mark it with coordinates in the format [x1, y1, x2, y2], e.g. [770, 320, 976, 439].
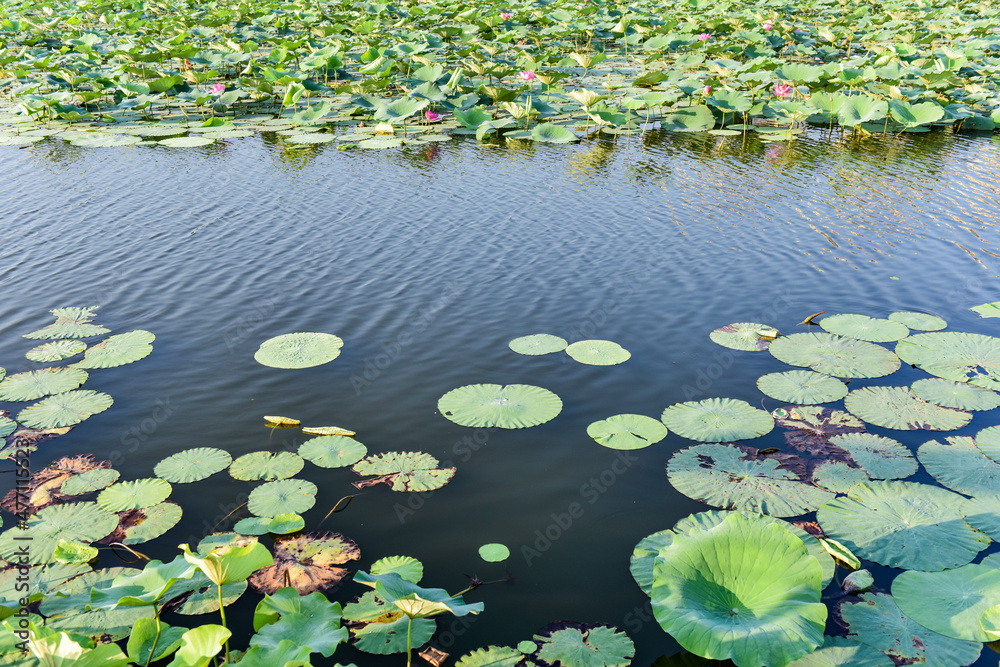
[23, 307, 109, 340]
[352, 451, 455, 492]
[662, 105, 716, 132]
[73, 330, 154, 369]
[230, 451, 304, 481]
[961, 495, 1000, 540]
[630, 530, 675, 596]
[60, 469, 119, 496]
[533, 626, 634, 667]
[370, 556, 423, 583]
[587, 414, 667, 450]
[911, 378, 1000, 411]
[254, 332, 344, 369]
[565, 340, 631, 365]
[0, 367, 88, 402]
[838, 96, 887, 127]
[17, 390, 113, 429]
[811, 460, 869, 494]
[819, 314, 908, 343]
[826, 433, 917, 480]
[918, 436, 1000, 496]
[757, 371, 847, 404]
[97, 478, 171, 512]
[155, 448, 232, 483]
[769, 333, 900, 378]
[0, 502, 118, 565]
[532, 123, 579, 144]
[106, 501, 183, 545]
[845, 386, 971, 431]
[889, 99, 944, 128]
[250, 610, 347, 657]
[25, 340, 87, 363]
[785, 636, 892, 667]
[971, 302, 1000, 319]
[438, 384, 562, 429]
[373, 98, 428, 123]
[651, 513, 826, 667]
[666, 443, 834, 517]
[978, 425, 1000, 463]
[817, 480, 989, 571]
[456, 646, 524, 667]
[299, 435, 367, 468]
[248, 479, 317, 517]
[249, 531, 360, 595]
[344, 591, 436, 654]
[893, 564, 1000, 642]
[39, 566, 136, 616]
[839, 593, 981, 667]
[173, 579, 247, 615]
[252, 587, 342, 631]
[39, 567, 155, 641]
[895, 332, 1000, 391]
[0, 563, 91, 611]
[127, 618, 187, 664]
[887, 311, 946, 331]
[509, 333, 568, 355]
[661, 398, 773, 442]
[709, 322, 778, 352]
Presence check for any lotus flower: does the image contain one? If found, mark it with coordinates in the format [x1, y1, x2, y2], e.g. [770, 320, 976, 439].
[211, 83, 225, 94]
[500, 12, 512, 19]
[773, 83, 794, 99]
[763, 22, 773, 30]
[697, 33, 712, 42]
[425, 110, 440, 121]
[703, 85, 712, 95]
[519, 70, 536, 82]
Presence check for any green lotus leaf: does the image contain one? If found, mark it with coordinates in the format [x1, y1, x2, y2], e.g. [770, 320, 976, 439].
[155, 447, 233, 483]
[666, 443, 834, 516]
[630, 530, 675, 596]
[509, 333, 568, 355]
[25, 340, 87, 363]
[267, 513, 305, 535]
[0, 563, 91, 612]
[286, 133, 337, 144]
[249, 531, 359, 595]
[651, 512, 826, 667]
[344, 590, 436, 654]
[160, 136, 215, 147]
[252, 587, 343, 633]
[819, 314, 908, 343]
[0, 416, 12, 438]
[661, 398, 773, 442]
[982, 604, 1000, 639]
[565, 340, 631, 365]
[919, 436, 1000, 496]
[457, 646, 524, 667]
[889, 99, 944, 128]
[169, 625, 231, 666]
[533, 626, 634, 667]
[76, 133, 144, 148]
[182, 541, 272, 588]
[127, 618, 186, 664]
[299, 435, 367, 468]
[977, 425, 1000, 463]
[971, 302, 1000, 319]
[110, 501, 182, 545]
[74, 330, 154, 368]
[0, 367, 88, 401]
[359, 137, 404, 149]
[532, 123, 579, 143]
[838, 96, 887, 127]
[17, 390, 113, 429]
[709, 322, 778, 351]
[195, 532, 259, 556]
[662, 105, 716, 132]
[39, 567, 155, 641]
[438, 384, 562, 429]
[961, 494, 1000, 540]
[706, 90, 752, 113]
[895, 332, 1000, 391]
[757, 371, 848, 404]
[817, 480, 989, 571]
[785, 636, 892, 667]
[893, 564, 1000, 642]
[842, 570, 874, 595]
[811, 460, 869, 493]
[23, 307, 108, 340]
[254, 332, 344, 369]
[845, 386, 971, 430]
[373, 98, 428, 123]
[250, 610, 347, 658]
[826, 433, 917, 480]
[53, 539, 99, 564]
[887, 311, 947, 331]
[230, 451, 304, 481]
[518, 640, 537, 654]
[234, 516, 273, 536]
[587, 414, 667, 450]
[769, 333, 900, 378]
[370, 555, 423, 583]
[174, 579, 247, 615]
[911, 378, 1000, 411]
[352, 451, 455, 492]
[97, 478, 171, 512]
[0, 502, 118, 565]
[478, 543, 509, 562]
[248, 479, 317, 517]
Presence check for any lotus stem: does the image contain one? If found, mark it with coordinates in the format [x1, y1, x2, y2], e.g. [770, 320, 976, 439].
[145, 609, 162, 667]
[218, 583, 230, 664]
[406, 616, 413, 667]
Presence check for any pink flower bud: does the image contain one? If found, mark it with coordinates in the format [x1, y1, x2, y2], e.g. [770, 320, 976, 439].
[703, 85, 712, 95]
[763, 22, 773, 31]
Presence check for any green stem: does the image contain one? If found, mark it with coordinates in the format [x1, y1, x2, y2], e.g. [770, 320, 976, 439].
[218, 584, 230, 664]
[406, 616, 413, 667]
[145, 605, 162, 667]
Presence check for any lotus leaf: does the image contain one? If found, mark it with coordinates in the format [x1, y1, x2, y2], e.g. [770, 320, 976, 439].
[650, 512, 826, 667]
[478, 543, 509, 562]
[160, 136, 215, 147]
[248, 479, 317, 517]
[757, 371, 848, 404]
[709, 322, 778, 351]
[785, 636, 891, 667]
[60, 468, 119, 496]
[250, 607, 346, 658]
[565, 340, 631, 365]
[0, 416, 12, 439]
[25, 340, 87, 363]
[286, 133, 337, 144]
[266, 513, 305, 534]
[264, 415, 299, 426]
[344, 590, 435, 654]
[155, 448, 232, 483]
[893, 564, 1000, 642]
[509, 333, 568, 355]
[127, 618, 186, 664]
[811, 460, 869, 493]
[106, 501, 183, 545]
[254, 332, 344, 369]
[895, 332, 1000, 391]
[352, 451, 455, 492]
[174, 579, 247, 615]
[0, 453, 111, 513]
[533, 626, 634, 667]
[0, 367, 88, 401]
[23, 307, 109, 340]
[769, 333, 900, 378]
[977, 425, 1000, 463]
[841, 570, 874, 595]
[456, 646, 524, 667]
[439, 384, 561, 429]
[911, 378, 1000, 411]
[845, 386, 971, 430]
[662, 105, 716, 132]
[0, 563, 91, 612]
[819, 314, 908, 342]
[74, 330, 154, 368]
[97, 478, 171, 512]
[371, 556, 423, 583]
[887, 311, 946, 331]
[302, 425, 355, 436]
[234, 516, 273, 536]
[825, 433, 917, 480]
[0, 502, 117, 565]
[961, 495, 1000, 540]
[630, 530, 676, 596]
[40, 567, 155, 641]
[299, 435, 367, 468]
[518, 641, 537, 654]
[661, 398, 773, 442]
[918, 436, 1000, 496]
[230, 451, 304, 481]
[587, 414, 667, 450]
[817, 481, 989, 571]
[17, 390, 113, 429]
[250, 531, 359, 595]
[971, 302, 1000, 319]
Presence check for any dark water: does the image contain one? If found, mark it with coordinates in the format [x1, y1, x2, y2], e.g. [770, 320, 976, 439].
[2, 126, 1000, 665]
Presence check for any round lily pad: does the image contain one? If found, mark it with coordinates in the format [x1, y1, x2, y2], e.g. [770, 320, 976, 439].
[438, 384, 562, 429]
[119, 501, 183, 544]
[371, 555, 423, 583]
[248, 479, 317, 517]
[60, 469, 120, 496]
[285, 133, 336, 144]
[234, 516, 273, 536]
[17, 390, 113, 429]
[844, 386, 971, 431]
[757, 371, 848, 404]
[155, 447, 232, 483]
[893, 564, 1000, 642]
[918, 436, 1000, 496]
[769, 333, 901, 378]
[565, 340, 631, 365]
[509, 333, 568, 355]
[896, 332, 1000, 391]
[826, 433, 917, 480]
[22, 306, 109, 340]
[517, 641, 537, 654]
[254, 332, 344, 369]
[478, 543, 509, 562]
[0, 416, 15, 438]
[229, 451, 304, 481]
[0, 367, 89, 401]
[661, 398, 773, 442]
[535, 626, 634, 667]
[160, 136, 215, 147]
[785, 636, 892, 667]
[0, 502, 118, 565]
[819, 314, 909, 342]
[977, 425, 1000, 463]
[709, 322, 779, 351]
[353, 451, 455, 492]
[817, 480, 989, 571]
[267, 513, 305, 535]
[298, 436, 367, 468]
[587, 414, 667, 450]
[74, 331, 154, 369]
[97, 478, 172, 512]
[812, 460, 869, 494]
[911, 378, 1000, 411]
[961, 494, 1000, 540]
[25, 340, 87, 363]
[887, 311, 947, 331]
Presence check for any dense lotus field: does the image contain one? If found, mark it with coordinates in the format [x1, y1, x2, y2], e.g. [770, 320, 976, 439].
[0, 0, 999, 148]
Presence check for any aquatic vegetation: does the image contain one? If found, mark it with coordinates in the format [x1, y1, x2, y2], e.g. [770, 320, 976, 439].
[73, 330, 155, 369]
[709, 322, 779, 351]
[768, 332, 901, 378]
[843, 385, 972, 430]
[438, 383, 562, 428]
[756, 370, 848, 404]
[586, 413, 667, 450]
[352, 451, 455, 492]
[509, 333, 569, 355]
[17, 389, 114, 429]
[661, 397, 773, 442]
[154, 447, 233, 483]
[253, 332, 343, 369]
[478, 543, 509, 562]
[565, 339, 631, 365]
[298, 434, 367, 468]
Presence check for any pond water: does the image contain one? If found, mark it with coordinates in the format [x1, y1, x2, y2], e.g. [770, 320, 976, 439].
[3, 127, 1000, 665]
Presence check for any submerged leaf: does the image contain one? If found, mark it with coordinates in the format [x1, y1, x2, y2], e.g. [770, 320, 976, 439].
[439, 384, 562, 429]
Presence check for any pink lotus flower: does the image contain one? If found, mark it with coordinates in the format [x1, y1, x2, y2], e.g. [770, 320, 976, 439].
[519, 70, 536, 81]
[211, 83, 225, 94]
[703, 85, 712, 95]
[500, 12, 512, 19]
[697, 33, 712, 41]
[773, 83, 794, 98]
[425, 110, 440, 121]
[763, 22, 773, 31]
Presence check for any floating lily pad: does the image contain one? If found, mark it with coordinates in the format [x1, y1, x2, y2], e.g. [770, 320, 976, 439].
[977, 425, 1000, 463]
[174, 579, 247, 615]
[17, 390, 113, 429]
[785, 636, 892, 667]
[267, 513, 305, 535]
[819, 314, 909, 343]
[825, 433, 917, 480]
[0, 367, 89, 401]
[74, 330, 154, 368]
[254, 332, 344, 369]
[817, 481, 989, 571]
[234, 516, 273, 536]
[60, 468, 120, 496]
[971, 302, 1000, 319]
[22, 307, 109, 340]
[709, 322, 779, 351]
[811, 460, 869, 494]
[25, 340, 87, 362]
[893, 564, 1000, 642]
[155, 447, 232, 483]
[109, 501, 183, 545]
[478, 543, 509, 562]
[438, 384, 562, 429]
[769, 333, 901, 378]
[896, 332, 1000, 391]
[160, 136, 215, 147]
[565, 340, 631, 365]
[0, 502, 118, 565]
[887, 311, 947, 331]
[230, 451, 304, 481]
[0, 416, 15, 438]
[757, 371, 848, 404]
[352, 451, 455, 492]
[661, 398, 773, 442]
[911, 378, 1000, 411]
[302, 425, 355, 436]
[666, 443, 834, 517]
[299, 436, 367, 468]
[248, 479, 317, 517]
[534, 626, 634, 667]
[457, 646, 523, 667]
[370, 555, 423, 583]
[249, 531, 360, 595]
[918, 436, 1000, 496]
[509, 333, 568, 355]
[0, 453, 108, 513]
[844, 386, 971, 430]
[587, 414, 667, 450]
[98, 478, 172, 512]
[961, 494, 1000, 541]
